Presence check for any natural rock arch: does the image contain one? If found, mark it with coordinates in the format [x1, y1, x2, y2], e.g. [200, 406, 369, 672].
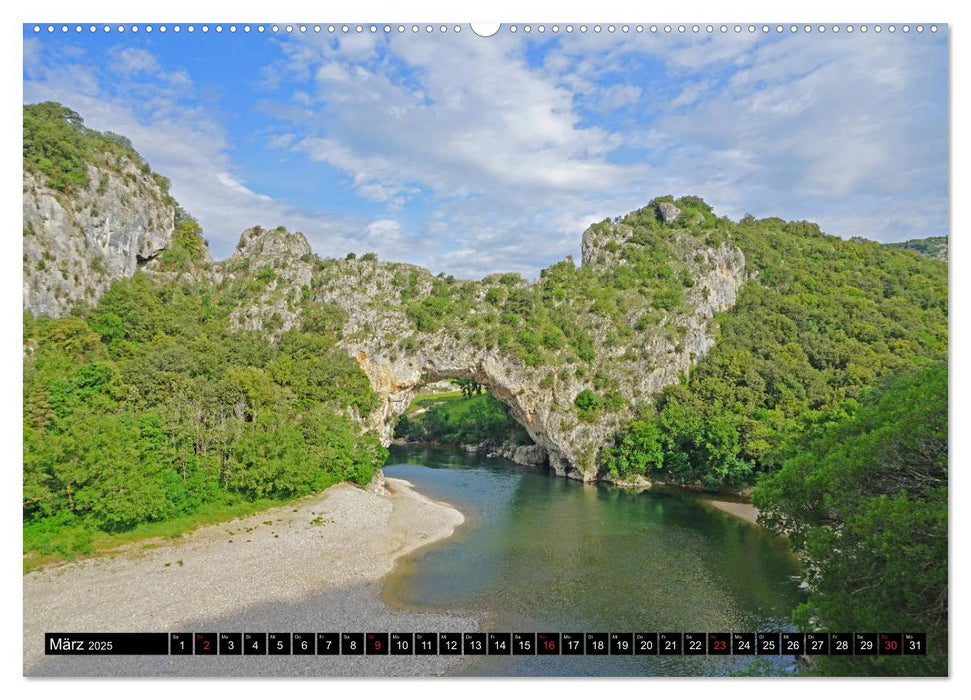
[329, 247, 748, 480]
[215, 218, 749, 481]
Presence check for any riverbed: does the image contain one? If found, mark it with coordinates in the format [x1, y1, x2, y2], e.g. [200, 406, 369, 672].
[382, 445, 806, 676]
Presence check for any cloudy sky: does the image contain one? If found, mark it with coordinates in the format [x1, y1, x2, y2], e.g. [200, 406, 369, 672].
[22, 24, 948, 279]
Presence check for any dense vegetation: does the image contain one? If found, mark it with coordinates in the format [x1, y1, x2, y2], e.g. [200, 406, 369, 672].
[888, 235, 947, 261]
[754, 364, 947, 676]
[601, 201, 947, 488]
[23, 102, 173, 198]
[23, 269, 386, 564]
[327, 195, 946, 491]
[158, 207, 210, 268]
[394, 391, 529, 447]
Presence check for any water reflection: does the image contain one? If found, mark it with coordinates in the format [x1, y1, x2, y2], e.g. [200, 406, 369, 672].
[382, 446, 805, 676]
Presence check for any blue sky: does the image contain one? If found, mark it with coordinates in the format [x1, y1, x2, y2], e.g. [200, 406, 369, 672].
[23, 24, 948, 279]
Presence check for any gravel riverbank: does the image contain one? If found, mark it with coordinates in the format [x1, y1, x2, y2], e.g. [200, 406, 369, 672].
[699, 498, 760, 525]
[24, 475, 477, 677]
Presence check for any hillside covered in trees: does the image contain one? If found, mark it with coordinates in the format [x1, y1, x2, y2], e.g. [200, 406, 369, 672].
[599, 209, 946, 488]
[23, 274, 386, 564]
[888, 235, 948, 261]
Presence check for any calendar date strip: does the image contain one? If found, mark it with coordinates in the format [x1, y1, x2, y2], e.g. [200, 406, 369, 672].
[46, 632, 926, 656]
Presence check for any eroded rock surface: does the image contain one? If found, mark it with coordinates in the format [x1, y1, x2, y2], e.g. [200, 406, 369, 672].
[23, 166, 180, 317]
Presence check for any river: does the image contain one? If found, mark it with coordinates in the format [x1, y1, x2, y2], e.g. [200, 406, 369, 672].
[382, 445, 806, 676]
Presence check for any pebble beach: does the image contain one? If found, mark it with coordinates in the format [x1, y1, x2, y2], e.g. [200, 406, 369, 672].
[23, 475, 477, 677]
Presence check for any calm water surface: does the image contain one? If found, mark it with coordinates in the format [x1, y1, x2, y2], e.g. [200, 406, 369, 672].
[383, 445, 806, 676]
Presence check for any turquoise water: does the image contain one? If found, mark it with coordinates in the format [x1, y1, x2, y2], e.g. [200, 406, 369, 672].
[382, 445, 807, 676]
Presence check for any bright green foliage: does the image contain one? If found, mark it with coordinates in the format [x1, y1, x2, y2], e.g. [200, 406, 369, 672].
[602, 419, 663, 480]
[395, 392, 528, 446]
[754, 364, 947, 676]
[600, 209, 947, 487]
[23, 102, 171, 196]
[381, 199, 713, 368]
[159, 208, 209, 269]
[23, 271, 385, 559]
[574, 389, 604, 421]
[454, 379, 482, 398]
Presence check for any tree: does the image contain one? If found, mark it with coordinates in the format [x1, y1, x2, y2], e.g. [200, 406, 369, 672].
[454, 378, 482, 398]
[754, 364, 947, 676]
[602, 419, 663, 479]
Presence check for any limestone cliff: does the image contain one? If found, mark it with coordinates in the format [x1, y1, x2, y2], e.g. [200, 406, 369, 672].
[21, 102, 202, 316]
[313, 236, 746, 481]
[22, 165, 182, 317]
[22, 153, 746, 481]
[224, 226, 314, 339]
[200, 200, 748, 481]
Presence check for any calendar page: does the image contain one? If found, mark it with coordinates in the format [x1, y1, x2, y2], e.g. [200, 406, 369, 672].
[21, 19, 948, 679]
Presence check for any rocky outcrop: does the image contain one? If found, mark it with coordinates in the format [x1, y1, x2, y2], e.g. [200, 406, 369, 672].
[23, 183, 748, 482]
[887, 235, 948, 262]
[23, 166, 179, 317]
[20, 108, 751, 482]
[658, 202, 681, 223]
[234, 225, 312, 260]
[487, 442, 548, 467]
[224, 226, 315, 339]
[306, 228, 748, 482]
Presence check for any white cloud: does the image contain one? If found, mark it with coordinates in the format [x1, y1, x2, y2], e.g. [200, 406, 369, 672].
[624, 33, 947, 242]
[255, 31, 660, 275]
[267, 133, 295, 149]
[363, 218, 403, 247]
[23, 29, 948, 280]
[22, 45, 361, 261]
[599, 83, 642, 109]
[110, 47, 160, 75]
[669, 81, 712, 109]
[316, 62, 352, 83]
[283, 33, 639, 196]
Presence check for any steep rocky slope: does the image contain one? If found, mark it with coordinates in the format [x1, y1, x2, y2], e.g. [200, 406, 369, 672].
[23, 167, 180, 317]
[25, 107, 945, 485]
[22, 102, 196, 316]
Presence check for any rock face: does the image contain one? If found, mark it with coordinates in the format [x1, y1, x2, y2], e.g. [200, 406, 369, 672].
[225, 227, 314, 338]
[234, 225, 312, 260]
[202, 215, 748, 482]
[658, 202, 681, 224]
[22, 188, 748, 482]
[488, 442, 548, 467]
[23, 166, 179, 317]
[20, 109, 751, 482]
[310, 235, 747, 482]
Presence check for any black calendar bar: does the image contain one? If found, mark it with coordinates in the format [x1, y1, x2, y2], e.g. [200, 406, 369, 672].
[45, 632, 928, 656]
[45, 633, 169, 655]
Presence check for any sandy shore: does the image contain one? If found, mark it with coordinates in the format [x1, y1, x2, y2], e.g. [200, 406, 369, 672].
[701, 499, 760, 525]
[24, 475, 478, 676]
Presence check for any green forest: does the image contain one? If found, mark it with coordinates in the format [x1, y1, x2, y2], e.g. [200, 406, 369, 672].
[755, 363, 947, 675]
[600, 200, 947, 489]
[23, 272, 386, 567]
[394, 389, 529, 447]
[23, 101, 173, 197]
